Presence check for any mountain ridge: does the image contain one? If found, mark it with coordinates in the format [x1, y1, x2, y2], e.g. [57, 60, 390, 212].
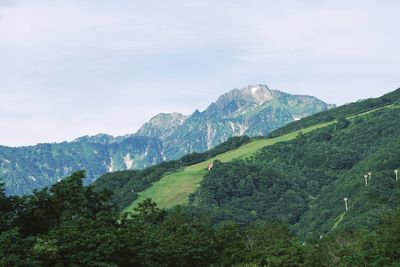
[0, 84, 332, 195]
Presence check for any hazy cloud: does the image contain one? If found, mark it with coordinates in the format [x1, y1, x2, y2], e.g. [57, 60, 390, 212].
[0, 0, 399, 146]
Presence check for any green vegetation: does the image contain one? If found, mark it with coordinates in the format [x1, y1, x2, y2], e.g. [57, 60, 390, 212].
[269, 88, 400, 137]
[2, 173, 400, 266]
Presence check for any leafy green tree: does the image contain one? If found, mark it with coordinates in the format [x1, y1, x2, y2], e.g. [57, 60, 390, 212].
[0, 181, 10, 232]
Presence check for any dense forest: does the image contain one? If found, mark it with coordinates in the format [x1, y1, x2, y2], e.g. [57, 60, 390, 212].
[269, 88, 400, 137]
[1, 171, 400, 266]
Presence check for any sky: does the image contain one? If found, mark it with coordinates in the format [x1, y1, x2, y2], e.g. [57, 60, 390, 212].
[0, 0, 399, 147]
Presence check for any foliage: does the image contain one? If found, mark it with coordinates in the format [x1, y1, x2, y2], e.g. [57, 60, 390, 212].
[2, 172, 400, 266]
[270, 88, 400, 137]
[188, 106, 400, 239]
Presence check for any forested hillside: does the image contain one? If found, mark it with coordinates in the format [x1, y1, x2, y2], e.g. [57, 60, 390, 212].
[2, 171, 400, 266]
[190, 104, 400, 239]
[269, 88, 400, 137]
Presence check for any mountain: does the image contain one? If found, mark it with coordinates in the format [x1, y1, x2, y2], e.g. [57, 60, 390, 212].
[0, 135, 164, 195]
[139, 85, 333, 159]
[0, 84, 331, 195]
[95, 88, 400, 240]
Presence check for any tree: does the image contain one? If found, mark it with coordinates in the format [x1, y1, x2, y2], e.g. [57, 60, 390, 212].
[0, 181, 10, 231]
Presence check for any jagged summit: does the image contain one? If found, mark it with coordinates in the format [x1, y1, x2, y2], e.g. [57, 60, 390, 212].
[214, 84, 276, 108]
[209, 84, 296, 116]
[146, 112, 187, 127]
[235, 84, 278, 104]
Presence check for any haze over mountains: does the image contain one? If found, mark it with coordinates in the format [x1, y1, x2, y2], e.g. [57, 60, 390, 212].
[0, 84, 332, 195]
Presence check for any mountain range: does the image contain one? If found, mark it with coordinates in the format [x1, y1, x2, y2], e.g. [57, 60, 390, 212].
[95, 88, 400, 240]
[0, 84, 332, 195]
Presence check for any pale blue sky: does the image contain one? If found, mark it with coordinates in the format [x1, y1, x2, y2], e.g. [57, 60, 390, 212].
[0, 0, 399, 146]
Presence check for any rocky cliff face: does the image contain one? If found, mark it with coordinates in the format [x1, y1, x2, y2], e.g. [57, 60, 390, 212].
[136, 113, 187, 141]
[0, 84, 333, 195]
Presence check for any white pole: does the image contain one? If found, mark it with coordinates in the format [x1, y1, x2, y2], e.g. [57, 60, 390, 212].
[364, 175, 368, 186]
[368, 172, 372, 180]
[344, 198, 348, 211]
[395, 169, 398, 181]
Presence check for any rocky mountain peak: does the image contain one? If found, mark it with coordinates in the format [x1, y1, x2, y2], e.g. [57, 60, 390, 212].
[136, 112, 187, 140]
[73, 133, 115, 144]
[148, 112, 187, 127]
[208, 84, 280, 116]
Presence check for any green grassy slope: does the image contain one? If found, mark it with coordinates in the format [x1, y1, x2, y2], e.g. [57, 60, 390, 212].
[125, 122, 333, 212]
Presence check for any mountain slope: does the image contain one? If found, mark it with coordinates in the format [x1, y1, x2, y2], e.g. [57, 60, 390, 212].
[0, 135, 163, 195]
[1, 84, 331, 195]
[96, 88, 400, 239]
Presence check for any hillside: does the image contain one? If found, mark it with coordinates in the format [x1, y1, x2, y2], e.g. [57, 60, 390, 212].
[0, 135, 164, 195]
[124, 122, 332, 212]
[97, 88, 400, 240]
[1, 84, 330, 195]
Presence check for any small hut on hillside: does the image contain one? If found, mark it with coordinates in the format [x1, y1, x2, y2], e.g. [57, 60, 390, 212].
[207, 162, 214, 171]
